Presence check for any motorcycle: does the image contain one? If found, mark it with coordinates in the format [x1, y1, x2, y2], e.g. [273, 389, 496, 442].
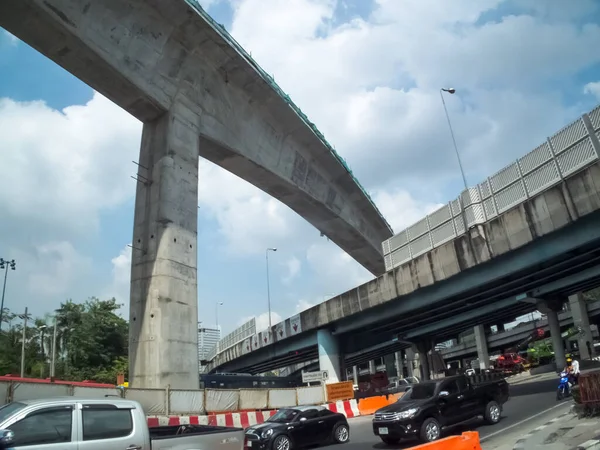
[557, 371, 571, 401]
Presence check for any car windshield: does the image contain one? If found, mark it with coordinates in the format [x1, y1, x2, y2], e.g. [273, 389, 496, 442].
[267, 409, 299, 423]
[0, 402, 26, 425]
[407, 383, 436, 400]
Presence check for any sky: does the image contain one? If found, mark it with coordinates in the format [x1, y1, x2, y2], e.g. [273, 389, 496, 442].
[1, 0, 600, 338]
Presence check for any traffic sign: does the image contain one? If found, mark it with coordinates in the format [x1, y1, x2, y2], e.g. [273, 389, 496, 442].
[302, 370, 329, 383]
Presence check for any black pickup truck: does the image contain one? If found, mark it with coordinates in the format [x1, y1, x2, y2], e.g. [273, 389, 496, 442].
[372, 374, 509, 444]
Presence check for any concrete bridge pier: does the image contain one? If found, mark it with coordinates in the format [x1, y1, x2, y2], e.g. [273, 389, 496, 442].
[318, 329, 343, 383]
[537, 298, 566, 370]
[569, 293, 596, 360]
[129, 110, 200, 389]
[474, 324, 490, 370]
[413, 341, 432, 381]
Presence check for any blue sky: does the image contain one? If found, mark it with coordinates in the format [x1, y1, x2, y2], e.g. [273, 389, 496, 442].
[1, 0, 600, 336]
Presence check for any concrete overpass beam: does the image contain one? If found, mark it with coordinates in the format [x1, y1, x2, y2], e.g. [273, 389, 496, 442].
[538, 298, 566, 370]
[569, 293, 596, 360]
[318, 329, 343, 384]
[129, 110, 199, 389]
[474, 324, 490, 370]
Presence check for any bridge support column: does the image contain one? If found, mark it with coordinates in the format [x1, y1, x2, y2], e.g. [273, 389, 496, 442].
[368, 360, 376, 374]
[496, 323, 505, 333]
[569, 293, 596, 360]
[538, 299, 566, 370]
[414, 341, 431, 381]
[405, 348, 418, 379]
[352, 366, 358, 385]
[394, 351, 402, 378]
[129, 109, 199, 389]
[317, 329, 342, 383]
[384, 354, 397, 377]
[474, 324, 490, 370]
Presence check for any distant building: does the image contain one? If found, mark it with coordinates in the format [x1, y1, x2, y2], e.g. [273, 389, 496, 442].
[198, 326, 220, 372]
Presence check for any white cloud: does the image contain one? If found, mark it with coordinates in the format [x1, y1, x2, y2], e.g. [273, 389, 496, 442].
[282, 257, 301, 284]
[584, 82, 600, 101]
[103, 244, 132, 316]
[17, 241, 92, 298]
[239, 311, 283, 332]
[0, 94, 141, 235]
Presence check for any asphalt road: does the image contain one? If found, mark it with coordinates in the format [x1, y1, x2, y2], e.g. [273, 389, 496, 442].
[320, 377, 570, 450]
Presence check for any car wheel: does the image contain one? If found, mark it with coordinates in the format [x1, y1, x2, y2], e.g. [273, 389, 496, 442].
[484, 400, 501, 424]
[332, 423, 350, 443]
[419, 417, 441, 442]
[381, 437, 400, 445]
[272, 435, 292, 450]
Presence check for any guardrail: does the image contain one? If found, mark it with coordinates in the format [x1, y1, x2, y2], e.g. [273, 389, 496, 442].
[382, 104, 600, 271]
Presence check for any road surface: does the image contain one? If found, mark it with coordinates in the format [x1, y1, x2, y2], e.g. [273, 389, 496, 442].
[322, 377, 570, 450]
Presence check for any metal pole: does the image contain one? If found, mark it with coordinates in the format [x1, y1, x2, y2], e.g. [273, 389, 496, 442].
[20, 307, 28, 377]
[266, 250, 272, 332]
[50, 317, 58, 379]
[440, 89, 468, 191]
[0, 264, 9, 332]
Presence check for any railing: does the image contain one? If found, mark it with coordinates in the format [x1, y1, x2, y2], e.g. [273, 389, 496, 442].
[381, 104, 600, 271]
[185, 0, 392, 232]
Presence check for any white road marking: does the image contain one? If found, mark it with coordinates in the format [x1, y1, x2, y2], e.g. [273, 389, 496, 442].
[480, 402, 571, 442]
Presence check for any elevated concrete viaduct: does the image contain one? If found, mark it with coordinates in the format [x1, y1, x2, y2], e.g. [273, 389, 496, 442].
[0, 0, 393, 388]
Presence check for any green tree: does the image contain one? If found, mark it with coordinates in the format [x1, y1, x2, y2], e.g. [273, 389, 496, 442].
[0, 298, 128, 384]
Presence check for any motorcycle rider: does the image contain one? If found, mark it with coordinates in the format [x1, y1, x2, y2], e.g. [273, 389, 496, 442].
[571, 357, 580, 385]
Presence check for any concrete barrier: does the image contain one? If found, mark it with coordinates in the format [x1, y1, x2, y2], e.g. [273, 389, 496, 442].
[407, 431, 481, 449]
[147, 399, 361, 428]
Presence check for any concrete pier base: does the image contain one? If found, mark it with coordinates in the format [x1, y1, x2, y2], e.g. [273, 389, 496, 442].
[129, 110, 199, 389]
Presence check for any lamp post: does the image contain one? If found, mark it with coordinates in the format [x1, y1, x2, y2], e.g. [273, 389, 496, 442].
[439, 88, 468, 190]
[266, 248, 277, 332]
[0, 258, 16, 332]
[18, 307, 31, 378]
[215, 302, 223, 334]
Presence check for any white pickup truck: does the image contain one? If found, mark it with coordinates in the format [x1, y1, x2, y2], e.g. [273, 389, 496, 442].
[0, 397, 244, 450]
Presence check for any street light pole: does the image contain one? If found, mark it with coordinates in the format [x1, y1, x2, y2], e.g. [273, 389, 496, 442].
[0, 258, 17, 332]
[19, 307, 30, 378]
[215, 302, 223, 334]
[266, 248, 277, 332]
[50, 317, 58, 380]
[440, 88, 468, 191]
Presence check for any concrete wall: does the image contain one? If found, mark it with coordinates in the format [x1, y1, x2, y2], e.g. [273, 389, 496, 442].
[211, 154, 600, 369]
[0, 0, 392, 275]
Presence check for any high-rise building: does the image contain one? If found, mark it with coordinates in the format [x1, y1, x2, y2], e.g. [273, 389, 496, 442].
[198, 325, 220, 370]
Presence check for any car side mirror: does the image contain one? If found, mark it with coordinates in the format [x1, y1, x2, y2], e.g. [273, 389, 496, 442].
[438, 391, 449, 398]
[0, 429, 15, 448]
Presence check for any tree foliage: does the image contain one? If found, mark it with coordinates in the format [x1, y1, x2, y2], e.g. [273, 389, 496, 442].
[0, 298, 128, 384]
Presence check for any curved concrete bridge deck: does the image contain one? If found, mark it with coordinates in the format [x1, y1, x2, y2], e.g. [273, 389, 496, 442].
[0, 0, 392, 275]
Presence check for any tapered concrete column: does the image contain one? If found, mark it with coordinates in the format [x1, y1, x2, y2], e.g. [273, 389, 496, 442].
[413, 342, 431, 381]
[368, 360, 376, 374]
[406, 347, 418, 379]
[129, 110, 199, 389]
[538, 299, 566, 370]
[317, 329, 342, 384]
[474, 324, 490, 370]
[394, 351, 402, 378]
[569, 293, 596, 360]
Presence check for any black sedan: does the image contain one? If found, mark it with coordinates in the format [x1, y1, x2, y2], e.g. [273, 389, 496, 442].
[244, 406, 350, 450]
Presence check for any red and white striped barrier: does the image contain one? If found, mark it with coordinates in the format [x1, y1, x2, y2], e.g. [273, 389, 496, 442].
[323, 399, 360, 418]
[147, 399, 361, 428]
[147, 410, 277, 428]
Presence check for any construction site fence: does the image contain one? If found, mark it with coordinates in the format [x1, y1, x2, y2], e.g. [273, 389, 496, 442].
[0, 380, 328, 415]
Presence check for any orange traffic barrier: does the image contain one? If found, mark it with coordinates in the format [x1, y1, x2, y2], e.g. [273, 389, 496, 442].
[407, 432, 481, 449]
[357, 395, 389, 415]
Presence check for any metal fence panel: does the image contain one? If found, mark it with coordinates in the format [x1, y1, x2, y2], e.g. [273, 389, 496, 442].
[169, 389, 206, 415]
[267, 388, 297, 409]
[124, 388, 166, 415]
[72, 386, 121, 398]
[12, 382, 70, 402]
[205, 389, 239, 413]
[239, 389, 268, 410]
